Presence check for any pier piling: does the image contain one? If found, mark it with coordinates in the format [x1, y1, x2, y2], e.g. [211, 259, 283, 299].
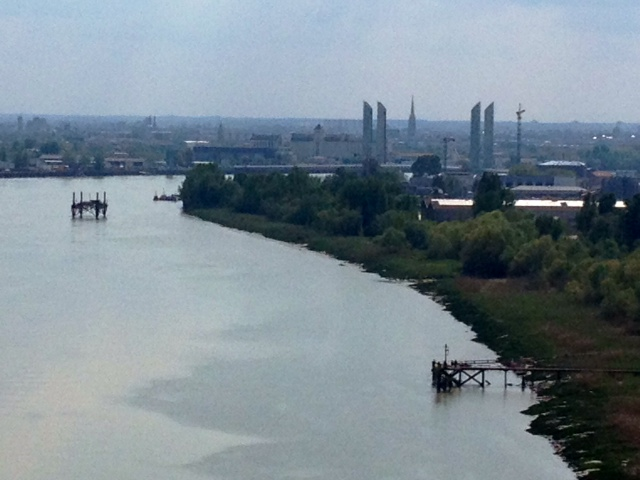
[71, 191, 107, 219]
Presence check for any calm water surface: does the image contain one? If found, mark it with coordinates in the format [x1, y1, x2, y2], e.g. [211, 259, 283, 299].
[0, 176, 576, 480]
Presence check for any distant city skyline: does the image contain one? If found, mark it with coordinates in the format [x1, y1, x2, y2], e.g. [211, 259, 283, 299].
[1, 1, 640, 122]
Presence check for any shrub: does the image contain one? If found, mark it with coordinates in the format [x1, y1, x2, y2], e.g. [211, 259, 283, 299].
[375, 227, 409, 252]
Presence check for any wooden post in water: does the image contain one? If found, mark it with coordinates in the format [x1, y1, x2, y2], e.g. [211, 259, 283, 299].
[70, 191, 107, 219]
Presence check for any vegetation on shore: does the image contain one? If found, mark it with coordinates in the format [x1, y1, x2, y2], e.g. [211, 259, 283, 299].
[181, 164, 640, 479]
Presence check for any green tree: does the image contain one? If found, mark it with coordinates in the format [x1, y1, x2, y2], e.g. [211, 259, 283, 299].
[598, 192, 617, 215]
[339, 176, 394, 235]
[40, 141, 60, 155]
[427, 221, 465, 259]
[472, 172, 514, 216]
[376, 227, 409, 252]
[93, 153, 105, 172]
[461, 212, 516, 277]
[13, 150, 28, 170]
[404, 221, 429, 249]
[316, 208, 362, 236]
[433, 174, 466, 197]
[576, 192, 597, 234]
[411, 154, 441, 177]
[621, 194, 640, 249]
[180, 163, 237, 210]
[509, 235, 557, 278]
[535, 215, 564, 240]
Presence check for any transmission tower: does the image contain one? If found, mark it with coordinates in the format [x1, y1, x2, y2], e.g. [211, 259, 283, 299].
[516, 103, 525, 164]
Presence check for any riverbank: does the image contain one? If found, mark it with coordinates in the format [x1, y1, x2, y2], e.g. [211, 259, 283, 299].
[0, 168, 188, 179]
[190, 206, 640, 480]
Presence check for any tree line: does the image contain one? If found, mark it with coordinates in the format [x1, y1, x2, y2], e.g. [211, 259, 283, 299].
[181, 165, 640, 323]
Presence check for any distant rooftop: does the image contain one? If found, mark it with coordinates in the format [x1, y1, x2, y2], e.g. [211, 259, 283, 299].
[429, 199, 626, 209]
[538, 160, 586, 168]
[511, 185, 586, 192]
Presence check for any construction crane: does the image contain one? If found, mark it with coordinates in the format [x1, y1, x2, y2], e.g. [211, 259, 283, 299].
[516, 103, 525, 164]
[442, 136, 455, 172]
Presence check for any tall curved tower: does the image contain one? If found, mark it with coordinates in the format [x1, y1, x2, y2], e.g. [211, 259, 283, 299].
[362, 101, 373, 160]
[376, 102, 387, 164]
[470, 102, 482, 171]
[483, 102, 494, 168]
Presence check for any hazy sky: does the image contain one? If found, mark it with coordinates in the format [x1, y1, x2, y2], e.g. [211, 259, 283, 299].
[1, 1, 639, 122]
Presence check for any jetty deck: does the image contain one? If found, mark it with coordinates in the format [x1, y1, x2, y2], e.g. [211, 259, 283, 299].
[431, 358, 640, 392]
[72, 192, 107, 219]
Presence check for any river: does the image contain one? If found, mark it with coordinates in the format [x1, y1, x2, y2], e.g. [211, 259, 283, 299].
[0, 176, 576, 480]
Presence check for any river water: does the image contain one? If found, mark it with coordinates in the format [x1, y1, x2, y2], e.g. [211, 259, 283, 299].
[0, 176, 576, 480]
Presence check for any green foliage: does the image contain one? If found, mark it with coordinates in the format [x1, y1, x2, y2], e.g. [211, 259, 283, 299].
[599, 192, 617, 215]
[316, 208, 362, 236]
[393, 193, 418, 212]
[337, 174, 401, 236]
[377, 210, 415, 232]
[432, 174, 466, 197]
[588, 217, 619, 246]
[563, 251, 640, 321]
[93, 153, 105, 173]
[473, 172, 514, 216]
[13, 150, 28, 170]
[427, 221, 465, 259]
[575, 192, 622, 248]
[375, 227, 409, 252]
[509, 235, 557, 277]
[438, 174, 466, 197]
[404, 221, 429, 250]
[40, 141, 60, 155]
[460, 211, 531, 277]
[411, 154, 441, 177]
[582, 143, 624, 170]
[180, 163, 235, 210]
[535, 214, 564, 240]
[181, 166, 410, 240]
[621, 194, 640, 249]
[576, 192, 597, 234]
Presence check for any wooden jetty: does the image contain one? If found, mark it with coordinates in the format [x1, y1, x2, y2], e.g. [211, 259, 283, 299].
[432, 346, 640, 392]
[71, 192, 107, 219]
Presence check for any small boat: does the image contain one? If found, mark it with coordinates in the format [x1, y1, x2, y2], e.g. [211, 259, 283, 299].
[153, 193, 180, 202]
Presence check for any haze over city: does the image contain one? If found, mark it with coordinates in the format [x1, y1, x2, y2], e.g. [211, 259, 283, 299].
[1, 0, 639, 122]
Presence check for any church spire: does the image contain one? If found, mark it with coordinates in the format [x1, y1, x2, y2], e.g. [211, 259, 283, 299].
[408, 96, 416, 142]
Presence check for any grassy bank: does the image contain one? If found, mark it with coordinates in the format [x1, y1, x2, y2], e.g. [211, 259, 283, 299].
[191, 207, 640, 479]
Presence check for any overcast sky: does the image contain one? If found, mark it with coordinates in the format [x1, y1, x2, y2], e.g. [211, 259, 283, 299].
[0, 1, 639, 122]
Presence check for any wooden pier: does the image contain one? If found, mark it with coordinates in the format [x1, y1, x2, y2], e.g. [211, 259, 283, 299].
[431, 358, 640, 392]
[71, 192, 108, 219]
